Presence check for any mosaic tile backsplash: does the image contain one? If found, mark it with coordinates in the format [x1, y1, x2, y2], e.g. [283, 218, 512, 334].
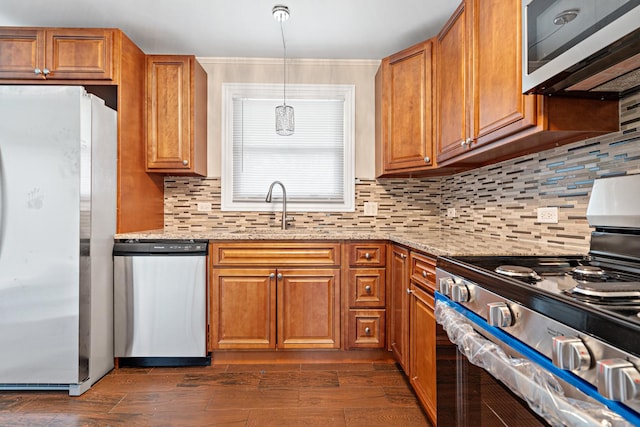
[165, 92, 640, 251]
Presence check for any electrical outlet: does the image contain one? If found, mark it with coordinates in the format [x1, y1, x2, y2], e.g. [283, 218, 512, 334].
[197, 202, 212, 212]
[537, 207, 558, 224]
[363, 201, 378, 216]
[447, 208, 457, 218]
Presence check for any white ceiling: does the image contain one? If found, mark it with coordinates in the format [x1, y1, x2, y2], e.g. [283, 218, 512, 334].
[0, 0, 459, 59]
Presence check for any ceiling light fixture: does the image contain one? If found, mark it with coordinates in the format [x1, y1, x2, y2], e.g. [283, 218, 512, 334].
[273, 4, 294, 136]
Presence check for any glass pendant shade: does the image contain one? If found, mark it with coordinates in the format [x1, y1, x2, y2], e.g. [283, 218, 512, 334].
[276, 104, 294, 136]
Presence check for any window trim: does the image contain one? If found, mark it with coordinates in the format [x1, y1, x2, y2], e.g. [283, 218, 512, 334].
[221, 83, 355, 212]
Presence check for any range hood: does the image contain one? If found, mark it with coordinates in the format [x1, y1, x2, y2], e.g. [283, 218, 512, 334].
[523, 0, 640, 99]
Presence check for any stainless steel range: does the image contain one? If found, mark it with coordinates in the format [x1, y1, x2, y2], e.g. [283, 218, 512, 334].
[436, 174, 640, 426]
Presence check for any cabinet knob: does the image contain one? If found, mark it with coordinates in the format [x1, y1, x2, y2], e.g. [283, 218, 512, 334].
[42, 68, 50, 76]
[406, 288, 414, 295]
[277, 273, 283, 280]
[364, 252, 372, 260]
[422, 270, 427, 278]
[34, 68, 41, 75]
[182, 159, 189, 166]
[401, 254, 407, 259]
[424, 156, 430, 163]
[364, 327, 371, 335]
[269, 273, 275, 279]
[364, 285, 372, 293]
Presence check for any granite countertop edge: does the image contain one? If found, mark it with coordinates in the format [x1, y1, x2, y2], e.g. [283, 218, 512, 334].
[115, 228, 588, 257]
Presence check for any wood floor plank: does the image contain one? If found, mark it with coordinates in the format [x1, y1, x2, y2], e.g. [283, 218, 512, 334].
[247, 408, 347, 427]
[109, 390, 210, 414]
[178, 372, 261, 388]
[225, 363, 301, 373]
[298, 386, 390, 408]
[345, 407, 431, 426]
[338, 370, 408, 387]
[300, 362, 374, 372]
[206, 386, 301, 410]
[258, 370, 339, 388]
[90, 373, 186, 393]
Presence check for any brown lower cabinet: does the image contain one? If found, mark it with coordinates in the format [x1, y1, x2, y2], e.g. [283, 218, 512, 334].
[388, 245, 410, 370]
[209, 242, 342, 350]
[410, 282, 437, 424]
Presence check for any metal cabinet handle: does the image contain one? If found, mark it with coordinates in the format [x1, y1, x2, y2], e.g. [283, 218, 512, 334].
[364, 252, 372, 260]
[34, 68, 42, 75]
[42, 68, 50, 75]
[406, 288, 414, 295]
[400, 254, 407, 260]
[269, 273, 275, 279]
[422, 271, 427, 278]
[364, 285, 372, 293]
[364, 327, 371, 335]
[424, 156, 430, 163]
[182, 159, 189, 166]
[277, 273, 283, 280]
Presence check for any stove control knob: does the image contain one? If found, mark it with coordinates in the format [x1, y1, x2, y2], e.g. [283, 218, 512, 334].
[439, 276, 461, 296]
[597, 359, 640, 402]
[450, 283, 470, 303]
[487, 302, 513, 328]
[552, 336, 592, 372]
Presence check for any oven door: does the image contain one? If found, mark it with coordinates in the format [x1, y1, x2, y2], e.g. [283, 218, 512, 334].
[435, 293, 638, 427]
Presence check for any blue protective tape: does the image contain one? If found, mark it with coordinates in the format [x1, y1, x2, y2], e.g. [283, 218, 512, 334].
[434, 291, 640, 426]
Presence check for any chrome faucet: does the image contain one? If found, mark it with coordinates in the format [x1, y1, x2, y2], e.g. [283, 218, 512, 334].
[265, 180, 288, 230]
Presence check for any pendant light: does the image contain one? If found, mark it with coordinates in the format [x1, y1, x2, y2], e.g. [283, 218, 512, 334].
[273, 4, 294, 136]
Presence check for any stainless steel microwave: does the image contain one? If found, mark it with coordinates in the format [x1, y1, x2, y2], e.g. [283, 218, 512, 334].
[522, 0, 640, 98]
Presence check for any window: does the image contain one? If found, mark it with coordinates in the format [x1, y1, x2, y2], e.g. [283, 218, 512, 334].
[221, 83, 355, 212]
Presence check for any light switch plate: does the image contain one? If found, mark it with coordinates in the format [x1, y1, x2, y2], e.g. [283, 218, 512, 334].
[537, 207, 558, 223]
[363, 201, 378, 216]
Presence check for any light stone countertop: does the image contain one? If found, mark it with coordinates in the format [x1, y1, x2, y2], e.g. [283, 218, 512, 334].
[115, 228, 587, 257]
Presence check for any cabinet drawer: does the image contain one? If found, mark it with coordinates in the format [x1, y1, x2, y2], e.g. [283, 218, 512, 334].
[347, 310, 386, 349]
[211, 242, 341, 266]
[348, 268, 385, 308]
[410, 251, 436, 291]
[347, 242, 386, 267]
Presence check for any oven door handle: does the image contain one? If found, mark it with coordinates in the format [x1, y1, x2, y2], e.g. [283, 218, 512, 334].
[435, 294, 638, 427]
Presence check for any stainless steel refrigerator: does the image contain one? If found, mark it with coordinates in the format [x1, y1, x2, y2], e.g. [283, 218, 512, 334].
[0, 86, 116, 395]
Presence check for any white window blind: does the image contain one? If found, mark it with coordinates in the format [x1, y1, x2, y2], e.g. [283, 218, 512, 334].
[221, 84, 355, 212]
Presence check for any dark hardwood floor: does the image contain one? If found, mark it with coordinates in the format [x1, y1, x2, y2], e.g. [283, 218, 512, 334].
[0, 362, 432, 426]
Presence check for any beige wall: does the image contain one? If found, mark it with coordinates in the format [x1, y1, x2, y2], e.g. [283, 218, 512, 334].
[197, 57, 380, 179]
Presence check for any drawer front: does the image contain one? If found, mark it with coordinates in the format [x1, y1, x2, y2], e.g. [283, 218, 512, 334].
[348, 242, 386, 267]
[410, 251, 436, 291]
[347, 310, 386, 349]
[348, 268, 385, 308]
[211, 242, 341, 266]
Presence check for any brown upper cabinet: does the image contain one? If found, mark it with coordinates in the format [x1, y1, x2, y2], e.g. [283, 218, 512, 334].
[375, 40, 435, 177]
[435, 0, 619, 167]
[146, 55, 207, 176]
[0, 28, 114, 81]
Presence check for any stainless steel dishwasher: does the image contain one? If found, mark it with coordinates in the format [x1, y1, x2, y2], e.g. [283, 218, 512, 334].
[113, 240, 209, 366]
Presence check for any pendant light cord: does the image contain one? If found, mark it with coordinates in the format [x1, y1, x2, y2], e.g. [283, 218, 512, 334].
[280, 20, 287, 106]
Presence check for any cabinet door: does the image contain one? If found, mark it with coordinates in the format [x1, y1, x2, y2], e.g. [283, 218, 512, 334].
[436, 2, 472, 164]
[210, 268, 276, 349]
[45, 28, 114, 80]
[473, 0, 537, 145]
[146, 56, 192, 171]
[0, 28, 45, 79]
[277, 268, 341, 349]
[389, 245, 409, 371]
[383, 41, 434, 173]
[410, 284, 437, 425]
